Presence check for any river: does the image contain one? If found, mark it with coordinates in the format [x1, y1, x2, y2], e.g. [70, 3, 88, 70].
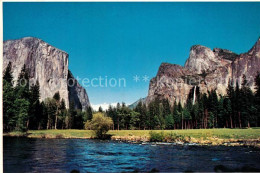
[4, 137, 260, 172]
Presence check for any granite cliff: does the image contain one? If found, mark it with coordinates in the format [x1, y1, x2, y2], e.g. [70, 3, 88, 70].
[3, 37, 90, 110]
[146, 37, 260, 106]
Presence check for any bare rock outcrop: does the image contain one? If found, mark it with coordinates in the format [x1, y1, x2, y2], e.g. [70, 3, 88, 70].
[3, 37, 90, 109]
[146, 37, 260, 106]
[68, 70, 90, 110]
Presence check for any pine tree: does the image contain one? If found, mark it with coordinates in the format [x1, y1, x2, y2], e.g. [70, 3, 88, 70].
[177, 101, 183, 129]
[254, 72, 260, 126]
[59, 99, 66, 129]
[13, 65, 30, 132]
[3, 62, 13, 84]
[207, 90, 218, 128]
[223, 98, 232, 128]
[68, 101, 76, 129]
[234, 81, 242, 128]
[165, 114, 174, 129]
[37, 102, 46, 130]
[129, 111, 140, 130]
[148, 99, 160, 129]
[98, 106, 103, 112]
[192, 102, 199, 128]
[107, 105, 115, 129]
[226, 79, 235, 128]
[162, 99, 171, 117]
[134, 101, 148, 129]
[172, 101, 178, 129]
[116, 103, 121, 130]
[240, 75, 255, 127]
[3, 81, 15, 132]
[158, 103, 165, 129]
[53, 92, 61, 129]
[44, 98, 57, 129]
[74, 110, 85, 129]
[28, 80, 41, 129]
[13, 99, 30, 132]
[16, 64, 30, 99]
[88, 106, 93, 120]
[3, 62, 15, 132]
[120, 102, 131, 130]
[197, 96, 204, 129]
[184, 99, 192, 129]
[217, 97, 225, 128]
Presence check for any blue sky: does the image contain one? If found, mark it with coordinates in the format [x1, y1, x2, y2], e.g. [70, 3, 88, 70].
[3, 2, 260, 106]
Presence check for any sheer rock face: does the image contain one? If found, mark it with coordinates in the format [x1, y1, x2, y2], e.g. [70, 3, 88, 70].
[147, 37, 260, 106]
[68, 71, 90, 110]
[3, 37, 90, 109]
[184, 45, 222, 74]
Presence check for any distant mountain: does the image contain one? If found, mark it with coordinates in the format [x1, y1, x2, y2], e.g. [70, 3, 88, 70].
[3, 37, 90, 109]
[146, 37, 260, 106]
[128, 97, 146, 109]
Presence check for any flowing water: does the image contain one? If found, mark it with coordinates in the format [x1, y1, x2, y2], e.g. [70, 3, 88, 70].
[4, 137, 260, 172]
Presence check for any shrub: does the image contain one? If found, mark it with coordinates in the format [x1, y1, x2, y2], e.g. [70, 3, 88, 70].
[149, 131, 165, 142]
[84, 120, 92, 130]
[85, 112, 113, 139]
[149, 131, 191, 143]
[55, 134, 64, 138]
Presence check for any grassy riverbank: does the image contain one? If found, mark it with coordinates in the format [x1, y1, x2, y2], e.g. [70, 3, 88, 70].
[4, 128, 260, 147]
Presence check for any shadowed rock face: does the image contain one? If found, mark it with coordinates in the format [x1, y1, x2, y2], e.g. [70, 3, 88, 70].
[68, 70, 90, 110]
[3, 37, 90, 109]
[146, 37, 260, 106]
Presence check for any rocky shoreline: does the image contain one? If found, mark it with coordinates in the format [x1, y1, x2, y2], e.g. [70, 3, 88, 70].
[4, 133, 260, 148]
[111, 135, 260, 148]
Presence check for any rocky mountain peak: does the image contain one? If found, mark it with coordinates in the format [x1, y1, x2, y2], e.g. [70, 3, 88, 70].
[247, 37, 260, 55]
[146, 36, 260, 106]
[184, 44, 220, 74]
[213, 48, 238, 62]
[157, 63, 190, 78]
[3, 37, 90, 110]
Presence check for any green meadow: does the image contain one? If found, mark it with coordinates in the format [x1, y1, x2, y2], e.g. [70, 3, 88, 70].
[5, 128, 260, 140]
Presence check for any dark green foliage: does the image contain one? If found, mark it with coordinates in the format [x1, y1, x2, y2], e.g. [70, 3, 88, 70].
[86, 112, 113, 139]
[3, 63, 95, 131]
[98, 106, 103, 112]
[3, 62, 13, 84]
[13, 99, 30, 132]
[73, 110, 85, 129]
[165, 114, 174, 129]
[134, 101, 148, 129]
[3, 62, 260, 131]
[16, 64, 30, 99]
[129, 111, 141, 129]
[149, 131, 165, 142]
[68, 101, 76, 129]
[53, 92, 61, 129]
[58, 99, 67, 129]
[28, 80, 41, 129]
[254, 72, 260, 126]
[53, 92, 61, 102]
[3, 64, 31, 132]
[44, 98, 57, 129]
[86, 106, 93, 121]
[3, 79, 15, 132]
[106, 105, 116, 129]
[30, 80, 40, 101]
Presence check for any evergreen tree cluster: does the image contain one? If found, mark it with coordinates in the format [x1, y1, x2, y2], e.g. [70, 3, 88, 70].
[3, 63, 93, 132]
[105, 75, 260, 130]
[3, 62, 260, 132]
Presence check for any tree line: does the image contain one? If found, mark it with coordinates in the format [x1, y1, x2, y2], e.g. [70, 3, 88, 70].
[104, 74, 260, 130]
[3, 62, 260, 132]
[3, 62, 93, 132]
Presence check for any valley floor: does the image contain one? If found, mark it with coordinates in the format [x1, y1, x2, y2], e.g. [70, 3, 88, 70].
[4, 128, 260, 147]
